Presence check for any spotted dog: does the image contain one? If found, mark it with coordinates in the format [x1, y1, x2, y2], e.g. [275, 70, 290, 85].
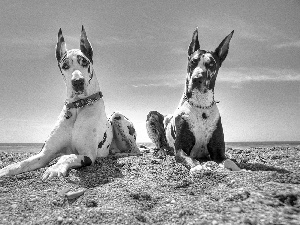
[146, 28, 240, 173]
[0, 26, 140, 180]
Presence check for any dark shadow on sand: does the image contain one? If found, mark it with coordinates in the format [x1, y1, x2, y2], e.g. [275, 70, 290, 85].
[238, 162, 290, 173]
[76, 156, 124, 188]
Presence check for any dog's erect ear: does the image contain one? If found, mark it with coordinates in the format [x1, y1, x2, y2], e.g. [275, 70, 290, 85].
[80, 25, 93, 64]
[188, 28, 200, 56]
[214, 30, 234, 65]
[56, 28, 67, 62]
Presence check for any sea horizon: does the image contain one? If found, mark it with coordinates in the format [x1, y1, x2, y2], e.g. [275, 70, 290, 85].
[0, 141, 299, 153]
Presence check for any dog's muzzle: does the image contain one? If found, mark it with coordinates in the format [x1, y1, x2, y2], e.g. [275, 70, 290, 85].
[72, 78, 85, 92]
[189, 71, 209, 92]
[72, 70, 85, 93]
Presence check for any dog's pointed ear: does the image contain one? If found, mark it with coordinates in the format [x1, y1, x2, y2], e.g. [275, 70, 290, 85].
[56, 28, 67, 62]
[214, 30, 234, 65]
[80, 25, 93, 64]
[188, 28, 200, 56]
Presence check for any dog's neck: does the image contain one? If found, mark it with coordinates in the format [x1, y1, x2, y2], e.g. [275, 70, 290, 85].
[181, 89, 216, 109]
[65, 91, 103, 110]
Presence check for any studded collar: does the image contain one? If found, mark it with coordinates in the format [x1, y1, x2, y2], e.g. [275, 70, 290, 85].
[65, 91, 103, 110]
[64, 91, 103, 119]
[183, 92, 219, 109]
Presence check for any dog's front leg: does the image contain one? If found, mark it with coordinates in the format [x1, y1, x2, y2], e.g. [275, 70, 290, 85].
[42, 122, 98, 181]
[0, 151, 52, 177]
[207, 117, 241, 171]
[0, 114, 71, 178]
[42, 154, 92, 181]
[175, 149, 200, 170]
[174, 114, 200, 171]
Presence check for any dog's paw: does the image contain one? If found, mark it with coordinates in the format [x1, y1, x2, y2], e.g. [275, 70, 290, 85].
[189, 165, 204, 174]
[130, 145, 141, 154]
[42, 164, 68, 181]
[153, 148, 167, 159]
[220, 159, 241, 171]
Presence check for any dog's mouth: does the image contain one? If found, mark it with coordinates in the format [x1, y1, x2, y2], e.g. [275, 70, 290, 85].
[189, 78, 209, 94]
[71, 78, 85, 95]
[73, 90, 84, 95]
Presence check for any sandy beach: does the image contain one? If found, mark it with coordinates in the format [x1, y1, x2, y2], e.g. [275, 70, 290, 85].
[0, 145, 300, 224]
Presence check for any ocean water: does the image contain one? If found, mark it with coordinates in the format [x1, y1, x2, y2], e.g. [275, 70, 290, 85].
[0, 143, 44, 153]
[0, 142, 299, 153]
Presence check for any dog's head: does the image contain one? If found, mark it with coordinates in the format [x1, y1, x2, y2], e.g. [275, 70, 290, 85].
[56, 26, 99, 99]
[185, 28, 234, 99]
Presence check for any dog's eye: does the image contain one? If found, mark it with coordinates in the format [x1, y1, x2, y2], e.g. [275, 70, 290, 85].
[205, 62, 215, 70]
[62, 62, 70, 70]
[190, 58, 199, 65]
[78, 56, 90, 68]
[81, 58, 89, 67]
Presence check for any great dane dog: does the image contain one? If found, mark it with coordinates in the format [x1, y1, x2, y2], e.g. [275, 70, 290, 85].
[146, 28, 240, 173]
[0, 26, 140, 180]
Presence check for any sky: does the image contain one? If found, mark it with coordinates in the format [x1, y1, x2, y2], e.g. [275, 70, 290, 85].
[0, 0, 299, 143]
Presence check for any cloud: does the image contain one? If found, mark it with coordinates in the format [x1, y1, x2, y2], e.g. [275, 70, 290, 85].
[219, 67, 300, 83]
[131, 70, 184, 88]
[132, 67, 300, 89]
[132, 78, 182, 88]
[203, 16, 290, 44]
[274, 40, 300, 49]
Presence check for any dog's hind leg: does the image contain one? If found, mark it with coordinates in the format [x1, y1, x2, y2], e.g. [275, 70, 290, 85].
[109, 112, 140, 156]
[146, 111, 174, 158]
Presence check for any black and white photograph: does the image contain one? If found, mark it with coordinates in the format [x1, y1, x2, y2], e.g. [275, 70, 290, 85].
[0, 0, 299, 224]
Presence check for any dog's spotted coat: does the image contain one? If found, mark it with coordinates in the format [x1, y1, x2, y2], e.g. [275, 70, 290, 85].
[147, 28, 240, 172]
[0, 26, 140, 180]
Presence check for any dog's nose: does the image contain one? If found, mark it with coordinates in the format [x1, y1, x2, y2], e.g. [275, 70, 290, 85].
[193, 76, 203, 84]
[72, 78, 85, 90]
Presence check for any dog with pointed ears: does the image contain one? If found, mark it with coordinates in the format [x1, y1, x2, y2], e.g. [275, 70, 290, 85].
[0, 26, 140, 180]
[146, 28, 240, 173]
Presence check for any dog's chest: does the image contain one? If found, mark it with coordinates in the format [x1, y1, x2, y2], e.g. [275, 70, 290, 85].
[166, 102, 220, 157]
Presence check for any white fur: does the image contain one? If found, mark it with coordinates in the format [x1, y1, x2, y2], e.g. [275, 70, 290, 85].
[187, 89, 214, 108]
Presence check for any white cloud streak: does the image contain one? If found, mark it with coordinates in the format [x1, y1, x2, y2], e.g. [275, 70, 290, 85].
[132, 67, 300, 89]
[275, 40, 300, 49]
[219, 67, 300, 83]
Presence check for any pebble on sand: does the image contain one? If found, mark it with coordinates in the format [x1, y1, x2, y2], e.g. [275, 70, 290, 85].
[231, 206, 242, 213]
[57, 216, 63, 223]
[58, 188, 71, 197]
[65, 189, 86, 200]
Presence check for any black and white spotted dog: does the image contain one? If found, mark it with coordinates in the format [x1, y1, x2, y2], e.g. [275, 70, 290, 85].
[146, 28, 240, 173]
[0, 26, 140, 180]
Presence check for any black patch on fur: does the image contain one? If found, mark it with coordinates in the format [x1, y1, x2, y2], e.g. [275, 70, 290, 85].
[107, 144, 110, 149]
[114, 116, 121, 120]
[81, 156, 92, 167]
[98, 132, 107, 149]
[207, 117, 226, 162]
[202, 113, 207, 119]
[171, 124, 176, 140]
[174, 114, 195, 156]
[127, 125, 135, 136]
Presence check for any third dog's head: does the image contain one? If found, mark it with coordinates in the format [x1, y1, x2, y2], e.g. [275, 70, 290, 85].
[56, 26, 99, 99]
[185, 28, 234, 99]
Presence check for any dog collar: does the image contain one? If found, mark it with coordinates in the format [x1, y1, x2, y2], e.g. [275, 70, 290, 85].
[183, 93, 219, 109]
[64, 91, 103, 119]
